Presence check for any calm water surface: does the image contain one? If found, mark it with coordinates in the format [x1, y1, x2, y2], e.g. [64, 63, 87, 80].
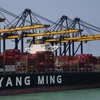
[0, 88, 100, 100]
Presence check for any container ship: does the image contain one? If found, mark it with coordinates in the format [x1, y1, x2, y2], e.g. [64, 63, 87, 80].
[0, 43, 100, 95]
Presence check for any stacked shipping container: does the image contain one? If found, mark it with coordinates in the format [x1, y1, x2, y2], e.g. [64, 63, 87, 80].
[19, 51, 54, 72]
[76, 54, 94, 71]
[36, 52, 46, 72]
[0, 48, 100, 73]
[45, 51, 55, 71]
[4, 49, 21, 72]
[20, 54, 37, 72]
[36, 51, 55, 72]
[54, 54, 100, 72]
[54, 56, 75, 71]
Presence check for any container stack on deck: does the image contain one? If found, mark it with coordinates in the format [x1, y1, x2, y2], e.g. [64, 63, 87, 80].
[26, 54, 37, 72]
[4, 49, 21, 72]
[44, 51, 55, 71]
[54, 56, 75, 71]
[19, 54, 37, 72]
[0, 49, 100, 73]
[54, 54, 100, 72]
[76, 54, 97, 71]
[17, 51, 55, 72]
[36, 52, 46, 72]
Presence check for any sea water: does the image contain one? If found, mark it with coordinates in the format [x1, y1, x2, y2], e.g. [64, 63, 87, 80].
[0, 88, 100, 100]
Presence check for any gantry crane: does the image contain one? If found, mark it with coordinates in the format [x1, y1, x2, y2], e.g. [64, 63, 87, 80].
[0, 8, 51, 52]
[30, 16, 85, 56]
[0, 8, 83, 54]
[1, 7, 100, 56]
[0, 24, 50, 52]
[0, 29, 83, 39]
[1, 15, 84, 56]
[26, 17, 100, 56]
[35, 17, 100, 56]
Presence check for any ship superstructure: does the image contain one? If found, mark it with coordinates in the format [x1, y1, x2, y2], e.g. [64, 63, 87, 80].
[25, 43, 60, 54]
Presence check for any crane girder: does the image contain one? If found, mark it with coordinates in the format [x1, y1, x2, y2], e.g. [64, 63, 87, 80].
[27, 37, 100, 44]
[0, 24, 50, 33]
[41, 34, 100, 43]
[62, 34, 100, 42]
[22, 29, 83, 36]
[2, 26, 100, 43]
[0, 29, 83, 40]
[45, 38, 100, 43]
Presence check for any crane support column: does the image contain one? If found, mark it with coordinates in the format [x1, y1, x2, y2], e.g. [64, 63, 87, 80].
[81, 41, 83, 54]
[72, 40, 75, 56]
[68, 41, 71, 56]
[0, 35, 1, 53]
[64, 43, 66, 56]
[3, 36, 6, 52]
[15, 38, 18, 49]
[59, 36, 62, 56]
[55, 50, 58, 56]
[21, 33, 24, 53]
[59, 44, 62, 56]
[32, 37, 35, 44]
[55, 43, 58, 56]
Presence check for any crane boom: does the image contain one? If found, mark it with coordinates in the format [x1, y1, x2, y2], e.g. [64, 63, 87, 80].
[45, 34, 100, 42]
[0, 29, 83, 40]
[0, 24, 50, 33]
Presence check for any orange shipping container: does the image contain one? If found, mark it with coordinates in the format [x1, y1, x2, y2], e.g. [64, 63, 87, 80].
[63, 64, 70, 71]
[27, 66, 36, 72]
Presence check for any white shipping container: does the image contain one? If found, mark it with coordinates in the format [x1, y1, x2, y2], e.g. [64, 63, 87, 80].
[5, 65, 16, 72]
[0, 68, 4, 72]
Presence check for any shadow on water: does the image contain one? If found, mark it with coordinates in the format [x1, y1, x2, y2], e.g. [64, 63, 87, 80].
[0, 88, 100, 100]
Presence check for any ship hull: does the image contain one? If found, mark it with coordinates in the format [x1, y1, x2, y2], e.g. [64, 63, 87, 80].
[0, 72, 100, 95]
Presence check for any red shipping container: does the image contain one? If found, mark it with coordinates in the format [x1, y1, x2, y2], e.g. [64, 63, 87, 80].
[25, 54, 38, 59]
[0, 56, 4, 64]
[37, 67, 46, 72]
[4, 62, 15, 65]
[15, 56, 21, 61]
[46, 56, 54, 60]
[37, 62, 46, 66]
[16, 67, 26, 72]
[63, 64, 70, 71]
[44, 51, 53, 54]
[4, 55, 14, 59]
[76, 54, 92, 59]
[54, 56, 62, 62]
[71, 66, 78, 71]
[27, 62, 37, 66]
[47, 68, 55, 71]
[46, 62, 54, 66]
[4, 58, 16, 65]
[31, 54, 38, 59]
[27, 66, 36, 72]
[38, 54, 45, 60]
[20, 54, 37, 63]
[79, 67, 86, 71]
[4, 49, 21, 57]
[5, 49, 20, 53]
